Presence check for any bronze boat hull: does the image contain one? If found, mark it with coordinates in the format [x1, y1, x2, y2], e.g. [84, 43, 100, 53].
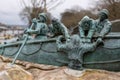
[0, 33, 120, 71]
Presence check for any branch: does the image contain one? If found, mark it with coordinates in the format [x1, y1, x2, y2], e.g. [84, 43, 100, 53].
[111, 19, 120, 23]
[37, 0, 43, 7]
[47, 0, 63, 11]
[21, 0, 29, 7]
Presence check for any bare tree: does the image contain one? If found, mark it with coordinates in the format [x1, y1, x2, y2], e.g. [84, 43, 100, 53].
[19, 0, 64, 25]
[61, 7, 97, 34]
[61, 8, 96, 28]
[95, 0, 120, 20]
[94, 0, 120, 32]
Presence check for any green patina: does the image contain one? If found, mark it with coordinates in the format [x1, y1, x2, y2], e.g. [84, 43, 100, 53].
[0, 9, 119, 71]
[26, 13, 48, 39]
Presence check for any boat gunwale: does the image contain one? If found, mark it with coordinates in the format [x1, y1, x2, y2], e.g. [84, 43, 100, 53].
[0, 32, 120, 48]
[0, 38, 56, 48]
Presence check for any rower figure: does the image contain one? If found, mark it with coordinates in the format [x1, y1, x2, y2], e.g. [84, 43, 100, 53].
[26, 13, 48, 39]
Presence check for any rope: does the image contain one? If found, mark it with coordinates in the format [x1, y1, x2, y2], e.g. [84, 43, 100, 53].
[40, 43, 57, 53]
[2, 45, 21, 56]
[21, 42, 57, 55]
[21, 43, 42, 55]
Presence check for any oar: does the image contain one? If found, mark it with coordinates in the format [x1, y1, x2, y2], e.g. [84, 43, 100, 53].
[11, 23, 34, 65]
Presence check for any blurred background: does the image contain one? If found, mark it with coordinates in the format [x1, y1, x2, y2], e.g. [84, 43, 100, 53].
[0, 0, 120, 42]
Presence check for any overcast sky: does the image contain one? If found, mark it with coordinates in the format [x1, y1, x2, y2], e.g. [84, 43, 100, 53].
[0, 0, 98, 25]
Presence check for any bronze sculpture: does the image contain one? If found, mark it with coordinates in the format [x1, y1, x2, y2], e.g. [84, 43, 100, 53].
[78, 16, 95, 43]
[56, 35, 101, 69]
[95, 9, 112, 43]
[56, 9, 112, 69]
[26, 13, 48, 39]
[49, 18, 70, 41]
[2, 9, 120, 71]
